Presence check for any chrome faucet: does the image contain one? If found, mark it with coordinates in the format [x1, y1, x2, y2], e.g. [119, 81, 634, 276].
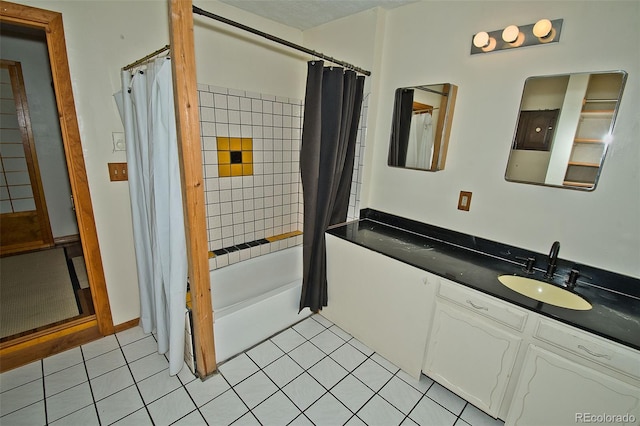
[544, 241, 560, 279]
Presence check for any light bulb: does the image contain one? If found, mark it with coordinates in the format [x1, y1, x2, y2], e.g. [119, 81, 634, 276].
[502, 25, 520, 43]
[533, 19, 553, 38]
[473, 31, 490, 48]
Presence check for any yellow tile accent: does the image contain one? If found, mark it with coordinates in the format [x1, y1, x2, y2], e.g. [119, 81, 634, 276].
[266, 230, 303, 242]
[218, 151, 231, 164]
[186, 291, 192, 309]
[242, 138, 253, 150]
[242, 151, 253, 163]
[208, 251, 215, 258]
[230, 138, 242, 151]
[230, 164, 243, 176]
[217, 137, 229, 150]
[242, 164, 253, 175]
[219, 165, 231, 177]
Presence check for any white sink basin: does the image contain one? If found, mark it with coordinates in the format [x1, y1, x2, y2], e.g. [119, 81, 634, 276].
[498, 275, 592, 310]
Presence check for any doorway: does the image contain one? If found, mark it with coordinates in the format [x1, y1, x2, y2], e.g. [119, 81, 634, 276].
[0, 1, 114, 372]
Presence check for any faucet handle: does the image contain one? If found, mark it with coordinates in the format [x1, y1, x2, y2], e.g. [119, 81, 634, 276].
[565, 268, 592, 289]
[516, 256, 536, 274]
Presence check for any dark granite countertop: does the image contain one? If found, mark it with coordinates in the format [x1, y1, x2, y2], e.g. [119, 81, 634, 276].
[327, 209, 640, 351]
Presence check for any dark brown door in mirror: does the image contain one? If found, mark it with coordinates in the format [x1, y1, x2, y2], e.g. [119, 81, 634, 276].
[513, 109, 559, 151]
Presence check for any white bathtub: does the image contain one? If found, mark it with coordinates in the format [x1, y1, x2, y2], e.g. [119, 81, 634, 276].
[211, 246, 310, 362]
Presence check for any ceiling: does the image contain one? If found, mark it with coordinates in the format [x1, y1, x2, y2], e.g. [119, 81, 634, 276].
[215, 0, 417, 30]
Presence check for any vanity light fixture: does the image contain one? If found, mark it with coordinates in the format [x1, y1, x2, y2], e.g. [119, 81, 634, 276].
[471, 18, 563, 55]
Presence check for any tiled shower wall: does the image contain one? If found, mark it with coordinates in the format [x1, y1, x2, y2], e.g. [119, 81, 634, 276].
[198, 83, 368, 269]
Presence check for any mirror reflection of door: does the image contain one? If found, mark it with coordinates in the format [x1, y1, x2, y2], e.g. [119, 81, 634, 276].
[0, 23, 95, 341]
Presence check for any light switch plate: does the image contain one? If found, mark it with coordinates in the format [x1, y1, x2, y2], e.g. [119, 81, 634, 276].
[458, 191, 472, 211]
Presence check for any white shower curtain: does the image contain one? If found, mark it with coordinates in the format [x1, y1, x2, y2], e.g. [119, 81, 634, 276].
[118, 57, 187, 375]
[405, 112, 434, 169]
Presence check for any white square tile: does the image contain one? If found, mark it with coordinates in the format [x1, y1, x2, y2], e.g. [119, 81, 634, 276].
[288, 342, 325, 370]
[460, 403, 504, 426]
[456, 419, 472, 426]
[252, 391, 301, 425]
[0, 379, 43, 416]
[330, 343, 367, 372]
[233, 371, 278, 409]
[307, 357, 348, 390]
[177, 362, 197, 385]
[246, 340, 284, 368]
[128, 352, 169, 382]
[379, 376, 423, 415]
[85, 348, 126, 379]
[304, 393, 351, 425]
[81, 335, 119, 360]
[147, 387, 196, 426]
[282, 373, 325, 411]
[262, 355, 304, 387]
[137, 370, 182, 404]
[313, 314, 334, 328]
[310, 329, 345, 355]
[233, 412, 261, 425]
[330, 374, 374, 412]
[427, 382, 466, 415]
[50, 404, 99, 426]
[218, 354, 259, 386]
[115, 326, 148, 347]
[44, 363, 88, 397]
[396, 371, 434, 394]
[185, 372, 229, 407]
[121, 335, 157, 363]
[357, 394, 405, 426]
[0, 400, 45, 426]
[96, 385, 144, 425]
[0, 360, 41, 392]
[289, 414, 314, 425]
[328, 324, 351, 342]
[43, 347, 83, 376]
[171, 409, 207, 425]
[46, 382, 93, 423]
[346, 414, 368, 426]
[200, 389, 248, 426]
[352, 359, 393, 392]
[270, 328, 305, 353]
[292, 317, 325, 339]
[349, 338, 375, 356]
[408, 395, 457, 426]
[111, 408, 153, 425]
[371, 353, 400, 374]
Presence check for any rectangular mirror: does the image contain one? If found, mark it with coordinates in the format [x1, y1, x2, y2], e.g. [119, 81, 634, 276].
[388, 83, 458, 171]
[505, 71, 627, 190]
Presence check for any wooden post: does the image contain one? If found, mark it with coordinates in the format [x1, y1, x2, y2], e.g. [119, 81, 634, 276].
[169, 0, 217, 377]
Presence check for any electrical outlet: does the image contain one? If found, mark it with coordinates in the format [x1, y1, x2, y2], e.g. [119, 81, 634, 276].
[458, 191, 472, 211]
[108, 162, 128, 181]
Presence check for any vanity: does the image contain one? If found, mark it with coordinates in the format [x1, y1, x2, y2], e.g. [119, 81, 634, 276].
[321, 209, 640, 424]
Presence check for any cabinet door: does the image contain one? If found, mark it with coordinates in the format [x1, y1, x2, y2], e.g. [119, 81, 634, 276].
[323, 235, 435, 378]
[507, 345, 640, 426]
[423, 301, 521, 416]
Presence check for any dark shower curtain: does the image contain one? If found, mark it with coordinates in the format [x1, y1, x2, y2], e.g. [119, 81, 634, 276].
[388, 88, 414, 167]
[299, 61, 365, 312]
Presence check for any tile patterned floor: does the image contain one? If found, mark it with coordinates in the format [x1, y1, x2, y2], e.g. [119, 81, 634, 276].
[0, 314, 505, 426]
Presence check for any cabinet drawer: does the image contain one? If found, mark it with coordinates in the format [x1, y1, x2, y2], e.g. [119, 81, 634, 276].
[535, 319, 640, 380]
[438, 279, 528, 331]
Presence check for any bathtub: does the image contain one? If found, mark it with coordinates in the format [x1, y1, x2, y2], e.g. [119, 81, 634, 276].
[210, 246, 310, 362]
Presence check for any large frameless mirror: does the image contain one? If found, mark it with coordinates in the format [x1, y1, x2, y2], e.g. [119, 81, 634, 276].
[505, 71, 627, 190]
[388, 83, 458, 171]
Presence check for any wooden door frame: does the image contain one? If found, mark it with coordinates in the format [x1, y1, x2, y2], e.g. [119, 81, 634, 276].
[0, 1, 114, 372]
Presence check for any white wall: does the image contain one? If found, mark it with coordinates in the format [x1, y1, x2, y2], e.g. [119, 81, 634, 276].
[366, 1, 639, 277]
[15, 0, 307, 325]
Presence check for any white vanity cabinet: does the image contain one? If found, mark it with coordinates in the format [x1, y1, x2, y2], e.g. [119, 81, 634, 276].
[423, 279, 527, 417]
[506, 319, 640, 426]
[322, 234, 436, 378]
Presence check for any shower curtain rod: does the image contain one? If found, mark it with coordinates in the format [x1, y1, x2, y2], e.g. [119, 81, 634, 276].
[192, 5, 371, 76]
[123, 45, 171, 71]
